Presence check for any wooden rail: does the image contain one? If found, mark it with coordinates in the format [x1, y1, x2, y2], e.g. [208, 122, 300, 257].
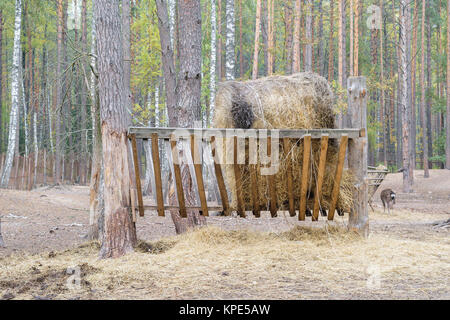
[127, 127, 365, 224]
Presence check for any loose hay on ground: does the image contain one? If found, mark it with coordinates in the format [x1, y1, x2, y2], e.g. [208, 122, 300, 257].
[1, 225, 448, 299]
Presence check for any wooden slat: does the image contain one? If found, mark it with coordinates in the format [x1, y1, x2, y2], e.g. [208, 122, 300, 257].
[299, 135, 312, 221]
[312, 134, 329, 221]
[191, 135, 209, 216]
[267, 137, 278, 217]
[234, 136, 246, 217]
[142, 205, 223, 211]
[283, 138, 295, 217]
[170, 135, 187, 217]
[130, 134, 145, 217]
[151, 133, 165, 216]
[210, 136, 231, 216]
[249, 137, 260, 217]
[129, 127, 362, 139]
[328, 134, 348, 220]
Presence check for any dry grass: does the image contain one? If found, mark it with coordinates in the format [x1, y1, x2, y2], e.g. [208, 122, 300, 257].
[1, 220, 449, 300]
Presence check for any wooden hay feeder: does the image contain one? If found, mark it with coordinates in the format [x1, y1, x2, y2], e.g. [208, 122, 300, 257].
[127, 77, 369, 235]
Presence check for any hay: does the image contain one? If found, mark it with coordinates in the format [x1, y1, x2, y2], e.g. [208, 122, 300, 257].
[213, 72, 354, 213]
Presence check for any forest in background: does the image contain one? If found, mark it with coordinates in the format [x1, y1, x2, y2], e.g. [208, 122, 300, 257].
[0, 0, 449, 192]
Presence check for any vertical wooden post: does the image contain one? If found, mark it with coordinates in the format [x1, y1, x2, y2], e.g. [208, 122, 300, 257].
[347, 76, 369, 237]
[267, 136, 278, 217]
[130, 134, 145, 217]
[233, 136, 246, 217]
[299, 134, 311, 221]
[312, 134, 329, 221]
[151, 133, 165, 217]
[328, 134, 348, 220]
[211, 136, 231, 216]
[283, 138, 295, 217]
[170, 135, 187, 217]
[190, 135, 209, 217]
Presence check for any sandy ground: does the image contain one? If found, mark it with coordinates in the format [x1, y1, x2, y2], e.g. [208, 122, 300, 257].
[0, 169, 448, 300]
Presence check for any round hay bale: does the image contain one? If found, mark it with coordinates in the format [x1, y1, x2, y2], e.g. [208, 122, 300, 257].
[213, 72, 353, 214]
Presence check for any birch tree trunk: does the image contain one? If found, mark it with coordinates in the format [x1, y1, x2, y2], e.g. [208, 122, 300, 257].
[210, 0, 217, 121]
[95, 0, 137, 258]
[252, 0, 262, 79]
[225, 0, 235, 80]
[0, 0, 22, 188]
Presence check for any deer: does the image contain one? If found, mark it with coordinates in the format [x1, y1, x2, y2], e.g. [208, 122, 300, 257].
[380, 189, 396, 214]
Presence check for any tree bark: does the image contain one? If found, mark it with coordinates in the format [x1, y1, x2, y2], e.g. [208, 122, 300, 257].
[252, 0, 262, 79]
[170, 0, 206, 233]
[225, 0, 235, 80]
[328, 0, 335, 80]
[0, 11, 3, 154]
[95, 0, 137, 258]
[155, 0, 177, 127]
[304, 0, 312, 72]
[400, 0, 412, 192]
[447, 0, 450, 169]
[210, 0, 217, 121]
[0, 0, 22, 188]
[420, 0, 429, 177]
[292, 0, 301, 73]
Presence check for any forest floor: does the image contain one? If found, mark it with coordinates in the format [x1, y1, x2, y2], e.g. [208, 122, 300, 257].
[0, 169, 449, 300]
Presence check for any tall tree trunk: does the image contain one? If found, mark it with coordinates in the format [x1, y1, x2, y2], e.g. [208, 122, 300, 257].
[328, 0, 335, 80]
[170, 0, 206, 233]
[349, 0, 354, 76]
[420, 0, 429, 177]
[354, 0, 359, 76]
[88, 6, 103, 240]
[155, 0, 177, 126]
[0, 0, 22, 188]
[80, 0, 88, 185]
[425, 0, 432, 161]
[95, 0, 137, 258]
[284, 1, 293, 75]
[411, 0, 418, 170]
[380, 0, 386, 166]
[304, 0, 312, 71]
[239, 0, 243, 78]
[317, 0, 324, 76]
[447, 0, 450, 169]
[225, 0, 235, 80]
[210, 0, 217, 122]
[123, 0, 132, 122]
[406, 1, 414, 184]
[0, 10, 3, 154]
[54, 0, 63, 184]
[267, 0, 273, 75]
[400, 0, 412, 192]
[252, 0, 262, 79]
[217, 0, 223, 81]
[292, 0, 301, 73]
